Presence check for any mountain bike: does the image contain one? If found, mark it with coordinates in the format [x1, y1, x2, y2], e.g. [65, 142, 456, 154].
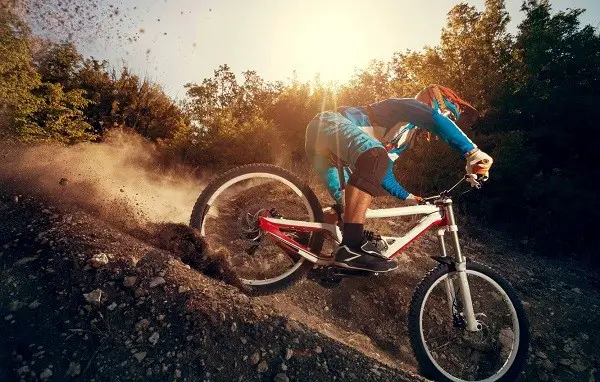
[189, 163, 530, 382]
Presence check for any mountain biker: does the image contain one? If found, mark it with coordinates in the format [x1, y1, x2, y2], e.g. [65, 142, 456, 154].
[304, 84, 493, 273]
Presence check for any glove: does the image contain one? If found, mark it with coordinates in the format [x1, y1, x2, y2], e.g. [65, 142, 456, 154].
[465, 149, 493, 181]
[405, 194, 423, 206]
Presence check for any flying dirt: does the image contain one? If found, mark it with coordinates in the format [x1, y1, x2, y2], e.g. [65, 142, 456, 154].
[0, 130, 204, 226]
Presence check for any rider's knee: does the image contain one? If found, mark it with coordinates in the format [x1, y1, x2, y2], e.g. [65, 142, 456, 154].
[348, 147, 388, 196]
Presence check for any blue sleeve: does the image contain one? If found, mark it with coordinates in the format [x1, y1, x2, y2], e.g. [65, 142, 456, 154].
[381, 158, 409, 200]
[430, 103, 476, 155]
[312, 155, 350, 203]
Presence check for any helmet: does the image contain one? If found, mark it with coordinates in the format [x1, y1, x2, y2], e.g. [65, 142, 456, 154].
[415, 85, 478, 129]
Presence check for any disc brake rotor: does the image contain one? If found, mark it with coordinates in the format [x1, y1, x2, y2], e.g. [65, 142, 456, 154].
[237, 204, 269, 243]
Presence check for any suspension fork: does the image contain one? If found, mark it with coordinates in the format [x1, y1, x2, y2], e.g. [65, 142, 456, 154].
[437, 228, 456, 318]
[443, 199, 480, 332]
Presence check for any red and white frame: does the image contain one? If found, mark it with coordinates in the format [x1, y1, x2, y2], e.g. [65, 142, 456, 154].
[258, 203, 446, 265]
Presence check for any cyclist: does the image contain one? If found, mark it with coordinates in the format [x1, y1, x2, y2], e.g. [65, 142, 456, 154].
[304, 85, 493, 273]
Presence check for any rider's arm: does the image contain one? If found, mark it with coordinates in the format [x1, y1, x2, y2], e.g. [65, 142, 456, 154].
[380, 155, 410, 200]
[372, 98, 478, 157]
[424, 106, 477, 156]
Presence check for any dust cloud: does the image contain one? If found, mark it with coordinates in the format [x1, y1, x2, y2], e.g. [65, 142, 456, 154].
[0, 130, 207, 226]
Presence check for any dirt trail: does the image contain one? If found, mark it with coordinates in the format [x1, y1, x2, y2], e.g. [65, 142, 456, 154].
[257, 208, 600, 381]
[0, 193, 422, 382]
[0, 139, 422, 381]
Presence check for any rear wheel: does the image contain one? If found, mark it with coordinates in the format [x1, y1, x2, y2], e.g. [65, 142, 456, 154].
[408, 261, 529, 381]
[190, 164, 324, 295]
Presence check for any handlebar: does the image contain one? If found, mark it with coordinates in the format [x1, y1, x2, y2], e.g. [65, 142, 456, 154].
[421, 174, 486, 204]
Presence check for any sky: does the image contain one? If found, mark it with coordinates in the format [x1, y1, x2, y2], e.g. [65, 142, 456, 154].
[67, 0, 600, 100]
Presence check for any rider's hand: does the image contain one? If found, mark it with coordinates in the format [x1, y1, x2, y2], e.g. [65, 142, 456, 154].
[465, 149, 493, 183]
[405, 194, 423, 206]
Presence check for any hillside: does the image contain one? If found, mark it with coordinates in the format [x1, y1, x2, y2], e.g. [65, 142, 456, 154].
[1, 143, 599, 381]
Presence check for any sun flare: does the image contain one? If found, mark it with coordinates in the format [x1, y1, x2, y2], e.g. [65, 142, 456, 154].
[291, 8, 369, 83]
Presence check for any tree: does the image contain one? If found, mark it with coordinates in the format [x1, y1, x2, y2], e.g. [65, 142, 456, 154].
[0, 8, 41, 138]
[23, 82, 95, 143]
[33, 42, 83, 89]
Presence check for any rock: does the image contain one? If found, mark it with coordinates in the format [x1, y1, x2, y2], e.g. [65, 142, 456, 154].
[83, 289, 103, 305]
[123, 276, 138, 288]
[28, 300, 41, 309]
[66, 362, 81, 377]
[250, 352, 260, 365]
[40, 368, 53, 379]
[231, 322, 237, 332]
[59, 178, 68, 186]
[571, 363, 587, 372]
[536, 351, 548, 359]
[14, 256, 39, 266]
[149, 277, 165, 288]
[280, 363, 288, 371]
[315, 346, 322, 354]
[285, 320, 303, 333]
[559, 358, 573, 366]
[257, 360, 268, 373]
[178, 286, 190, 293]
[149, 332, 160, 345]
[274, 373, 289, 382]
[107, 302, 117, 311]
[134, 352, 147, 362]
[541, 359, 555, 371]
[136, 319, 150, 331]
[572, 287, 582, 294]
[4, 314, 12, 321]
[134, 288, 146, 298]
[89, 253, 109, 268]
[174, 369, 181, 378]
[285, 348, 293, 360]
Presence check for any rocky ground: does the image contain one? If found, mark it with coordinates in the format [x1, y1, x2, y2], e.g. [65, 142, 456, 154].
[0, 193, 422, 382]
[1, 145, 599, 381]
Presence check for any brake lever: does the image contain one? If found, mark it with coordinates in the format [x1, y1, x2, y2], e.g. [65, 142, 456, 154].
[466, 174, 482, 189]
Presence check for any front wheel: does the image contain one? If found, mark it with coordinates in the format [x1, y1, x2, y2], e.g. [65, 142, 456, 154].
[190, 164, 324, 295]
[408, 261, 530, 381]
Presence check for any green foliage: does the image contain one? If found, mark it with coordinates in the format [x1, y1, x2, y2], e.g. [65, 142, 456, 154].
[34, 42, 83, 89]
[0, 8, 41, 137]
[23, 82, 95, 144]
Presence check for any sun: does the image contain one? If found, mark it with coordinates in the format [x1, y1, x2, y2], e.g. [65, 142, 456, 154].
[290, 8, 370, 83]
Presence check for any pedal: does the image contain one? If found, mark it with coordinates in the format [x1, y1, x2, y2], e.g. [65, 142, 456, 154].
[331, 268, 380, 278]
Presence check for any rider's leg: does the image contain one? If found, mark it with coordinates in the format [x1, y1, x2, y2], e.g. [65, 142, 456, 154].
[341, 146, 388, 247]
[341, 185, 371, 247]
[305, 112, 396, 272]
[333, 147, 397, 272]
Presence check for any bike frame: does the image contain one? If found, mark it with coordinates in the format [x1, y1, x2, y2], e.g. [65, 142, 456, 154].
[258, 197, 480, 331]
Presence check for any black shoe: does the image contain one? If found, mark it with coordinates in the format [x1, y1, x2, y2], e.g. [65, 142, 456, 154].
[333, 240, 398, 273]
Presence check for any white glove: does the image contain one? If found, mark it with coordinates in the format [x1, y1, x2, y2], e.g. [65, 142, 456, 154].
[405, 194, 423, 206]
[465, 149, 493, 184]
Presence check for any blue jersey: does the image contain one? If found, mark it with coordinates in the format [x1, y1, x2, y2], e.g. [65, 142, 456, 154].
[306, 98, 477, 202]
